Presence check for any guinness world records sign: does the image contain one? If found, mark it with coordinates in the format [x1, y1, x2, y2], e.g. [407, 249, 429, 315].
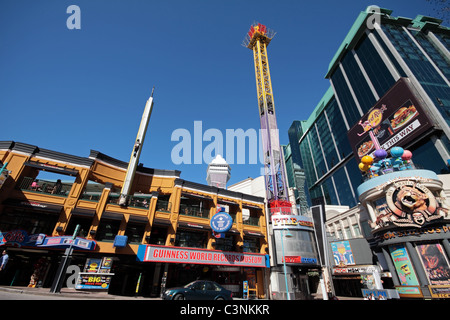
[210, 208, 233, 233]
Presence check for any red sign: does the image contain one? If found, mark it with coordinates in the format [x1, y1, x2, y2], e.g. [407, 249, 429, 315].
[137, 245, 268, 268]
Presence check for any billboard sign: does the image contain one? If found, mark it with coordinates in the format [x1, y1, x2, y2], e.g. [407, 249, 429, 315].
[347, 78, 433, 160]
[137, 244, 268, 268]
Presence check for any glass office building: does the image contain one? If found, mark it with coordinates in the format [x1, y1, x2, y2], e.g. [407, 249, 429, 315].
[288, 6, 450, 208]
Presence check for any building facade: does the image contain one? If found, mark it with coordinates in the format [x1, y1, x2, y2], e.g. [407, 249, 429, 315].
[288, 6, 450, 208]
[284, 6, 450, 299]
[0, 141, 269, 298]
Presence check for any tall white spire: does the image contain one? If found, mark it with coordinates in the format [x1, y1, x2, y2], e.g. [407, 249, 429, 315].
[206, 154, 231, 189]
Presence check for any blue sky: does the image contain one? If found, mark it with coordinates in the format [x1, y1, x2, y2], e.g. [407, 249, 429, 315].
[0, 0, 442, 186]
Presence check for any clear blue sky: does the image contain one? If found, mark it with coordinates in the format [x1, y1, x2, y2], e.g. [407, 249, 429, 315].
[0, 0, 442, 186]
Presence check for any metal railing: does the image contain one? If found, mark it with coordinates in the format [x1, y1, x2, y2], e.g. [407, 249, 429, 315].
[17, 177, 72, 197]
[108, 194, 151, 209]
[179, 204, 210, 219]
[243, 216, 260, 226]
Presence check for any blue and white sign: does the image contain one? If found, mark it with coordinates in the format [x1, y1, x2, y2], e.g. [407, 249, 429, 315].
[210, 209, 233, 233]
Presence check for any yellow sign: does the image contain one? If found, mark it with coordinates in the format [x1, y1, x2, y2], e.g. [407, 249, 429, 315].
[367, 108, 383, 127]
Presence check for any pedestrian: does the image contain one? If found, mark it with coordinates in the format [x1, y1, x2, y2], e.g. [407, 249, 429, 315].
[52, 179, 62, 194]
[0, 250, 9, 271]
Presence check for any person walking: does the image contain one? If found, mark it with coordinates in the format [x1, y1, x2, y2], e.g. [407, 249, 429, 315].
[0, 250, 9, 271]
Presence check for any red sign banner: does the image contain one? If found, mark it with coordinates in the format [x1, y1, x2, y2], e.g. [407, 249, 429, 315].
[137, 244, 268, 268]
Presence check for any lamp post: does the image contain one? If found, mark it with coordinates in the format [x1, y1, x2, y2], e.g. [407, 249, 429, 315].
[280, 228, 293, 300]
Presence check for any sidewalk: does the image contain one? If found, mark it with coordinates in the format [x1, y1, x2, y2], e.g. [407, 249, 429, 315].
[0, 285, 158, 300]
[0, 285, 363, 300]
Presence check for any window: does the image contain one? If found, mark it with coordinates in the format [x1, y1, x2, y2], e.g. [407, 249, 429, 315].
[96, 218, 121, 242]
[344, 226, 352, 239]
[66, 216, 92, 238]
[0, 207, 59, 236]
[341, 51, 377, 113]
[325, 98, 353, 158]
[175, 230, 207, 248]
[243, 238, 260, 253]
[316, 112, 339, 170]
[354, 33, 396, 99]
[125, 222, 146, 244]
[352, 224, 362, 237]
[331, 66, 362, 128]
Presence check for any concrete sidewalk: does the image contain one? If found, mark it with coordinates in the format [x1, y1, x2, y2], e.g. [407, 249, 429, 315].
[0, 285, 363, 300]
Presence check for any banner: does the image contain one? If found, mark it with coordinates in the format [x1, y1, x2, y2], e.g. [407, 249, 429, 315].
[417, 243, 450, 286]
[137, 244, 268, 268]
[389, 244, 419, 286]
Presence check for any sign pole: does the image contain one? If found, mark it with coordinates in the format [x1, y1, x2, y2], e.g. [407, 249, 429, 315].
[50, 224, 80, 294]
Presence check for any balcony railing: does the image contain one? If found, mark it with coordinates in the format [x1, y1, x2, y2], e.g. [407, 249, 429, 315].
[17, 177, 72, 197]
[179, 204, 210, 219]
[155, 199, 172, 213]
[108, 194, 151, 209]
[243, 216, 260, 226]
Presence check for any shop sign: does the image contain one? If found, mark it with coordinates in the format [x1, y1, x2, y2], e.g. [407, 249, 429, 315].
[271, 215, 314, 231]
[210, 209, 233, 233]
[378, 225, 450, 242]
[395, 286, 423, 298]
[429, 285, 450, 298]
[75, 257, 114, 290]
[333, 266, 378, 274]
[347, 78, 433, 160]
[283, 256, 317, 264]
[0, 230, 96, 251]
[39, 236, 96, 251]
[137, 244, 268, 268]
[76, 274, 113, 290]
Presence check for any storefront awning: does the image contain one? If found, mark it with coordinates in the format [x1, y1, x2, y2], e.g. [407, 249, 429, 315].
[71, 207, 96, 217]
[178, 221, 211, 231]
[244, 230, 265, 238]
[3, 199, 63, 213]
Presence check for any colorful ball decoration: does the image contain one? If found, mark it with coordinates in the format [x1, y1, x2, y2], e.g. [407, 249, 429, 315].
[390, 146, 404, 158]
[361, 155, 374, 165]
[374, 149, 387, 159]
[401, 150, 412, 160]
[359, 162, 370, 171]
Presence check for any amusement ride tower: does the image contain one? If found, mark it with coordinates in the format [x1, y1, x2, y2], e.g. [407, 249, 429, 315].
[243, 23, 292, 216]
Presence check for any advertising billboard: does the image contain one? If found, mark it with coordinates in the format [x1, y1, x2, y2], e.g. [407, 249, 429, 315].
[347, 78, 433, 160]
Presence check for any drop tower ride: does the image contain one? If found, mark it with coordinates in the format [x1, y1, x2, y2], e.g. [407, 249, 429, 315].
[243, 23, 292, 215]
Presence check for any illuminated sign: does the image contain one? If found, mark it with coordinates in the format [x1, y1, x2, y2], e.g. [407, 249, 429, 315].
[210, 209, 233, 233]
[283, 256, 317, 264]
[271, 215, 314, 231]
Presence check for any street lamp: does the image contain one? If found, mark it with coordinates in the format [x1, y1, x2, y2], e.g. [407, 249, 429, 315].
[280, 228, 293, 300]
